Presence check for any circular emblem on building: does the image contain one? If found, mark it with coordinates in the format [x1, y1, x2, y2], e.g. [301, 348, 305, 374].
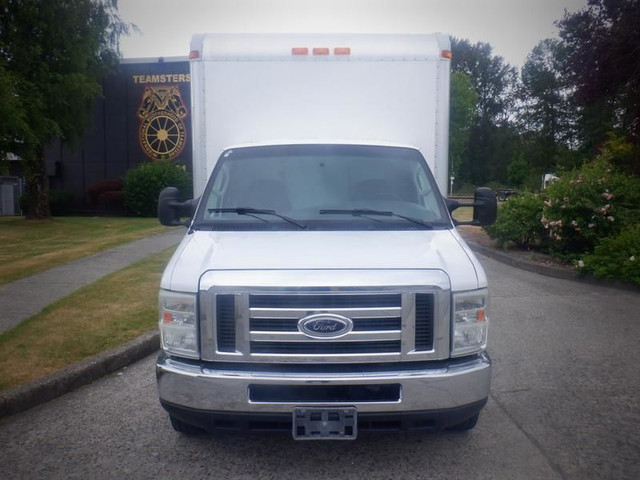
[137, 85, 188, 161]
[139, 110, 186, 160]
[298, 313, 354, 339]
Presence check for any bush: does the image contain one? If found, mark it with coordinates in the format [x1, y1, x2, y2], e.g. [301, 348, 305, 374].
[581, 224, 640, 285]
[97, 190, 125, 214]
[541, 157, 640, 259]
[484, 193, 547, 249]
[123, 160, 192, 217]
[86, 179, 122, 205]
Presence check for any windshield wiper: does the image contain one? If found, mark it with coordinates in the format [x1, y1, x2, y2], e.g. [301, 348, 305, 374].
[319, 209, 437, 229]
[208, 208, 307, 229]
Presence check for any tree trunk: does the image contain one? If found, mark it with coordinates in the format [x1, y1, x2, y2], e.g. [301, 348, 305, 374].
[23, 146, 51, 219]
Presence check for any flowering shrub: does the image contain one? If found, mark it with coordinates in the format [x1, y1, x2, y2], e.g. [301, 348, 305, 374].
[484, 193, 548, 249]
[581, 224, 640, 285]
[541, 157, 640, 258]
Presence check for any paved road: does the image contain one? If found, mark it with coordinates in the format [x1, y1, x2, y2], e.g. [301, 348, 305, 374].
[1, 254, 639, 479]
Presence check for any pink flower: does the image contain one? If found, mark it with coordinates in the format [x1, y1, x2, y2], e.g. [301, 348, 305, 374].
[607, 216, 615, 222]
[602, 191, 614, 200]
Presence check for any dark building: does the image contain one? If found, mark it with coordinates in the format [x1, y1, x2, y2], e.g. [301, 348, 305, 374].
[27, 57, 192, 214]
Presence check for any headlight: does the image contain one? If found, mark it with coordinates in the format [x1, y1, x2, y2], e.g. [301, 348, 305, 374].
[159, 290, 199, 359]
[452, 288, 488, 357]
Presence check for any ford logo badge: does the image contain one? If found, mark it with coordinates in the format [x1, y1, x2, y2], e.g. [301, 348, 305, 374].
[298, 313, 354, 339]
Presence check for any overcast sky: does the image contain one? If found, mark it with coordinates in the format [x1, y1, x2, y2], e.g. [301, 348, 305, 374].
[118, 0, 588, 68]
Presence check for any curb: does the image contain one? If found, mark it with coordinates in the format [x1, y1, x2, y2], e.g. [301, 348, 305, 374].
[0, 331, 159, 418]
[465, 241, 578, 281]
[466, 240, 640, 293]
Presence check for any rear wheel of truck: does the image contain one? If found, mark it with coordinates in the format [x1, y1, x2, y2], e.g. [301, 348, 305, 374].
[169, 415, 206, 435]
[447, 413, 479, 431]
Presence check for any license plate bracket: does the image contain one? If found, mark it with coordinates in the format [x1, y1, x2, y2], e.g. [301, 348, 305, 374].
[292, 407, 357, 440]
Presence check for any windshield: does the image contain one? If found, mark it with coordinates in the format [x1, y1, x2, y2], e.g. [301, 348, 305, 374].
[194, 144, 452, 231]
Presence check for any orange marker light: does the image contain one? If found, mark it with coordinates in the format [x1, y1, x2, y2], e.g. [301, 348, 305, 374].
[441, 50, 453, 59]
[163, 312, 173, 324]
[334, 47, 351, 55]
[292, 47, 309, 55]
[189, 50, 201, 60]
[312, 47, 330, 55]
[477, 310, 486, 322]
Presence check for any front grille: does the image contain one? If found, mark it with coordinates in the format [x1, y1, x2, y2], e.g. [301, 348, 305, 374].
[248, 293, 403, 356]
[251, 341, 401, 355]
[209, 289, 438, 361]
[250, 317, 401, 332]
[250, 294, 400, 309]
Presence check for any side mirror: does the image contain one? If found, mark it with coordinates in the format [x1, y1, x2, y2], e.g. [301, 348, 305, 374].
[158, 187, 196, 227]
[447, 187, 497, 227]
[444, 197, 460, 214]
[472, 187, 497, 226]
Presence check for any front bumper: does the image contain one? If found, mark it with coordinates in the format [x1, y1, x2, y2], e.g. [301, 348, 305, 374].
[157, 351, 491, 429]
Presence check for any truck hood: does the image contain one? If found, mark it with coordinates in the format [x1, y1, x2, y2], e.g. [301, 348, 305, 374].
[161, 229, 485, 292]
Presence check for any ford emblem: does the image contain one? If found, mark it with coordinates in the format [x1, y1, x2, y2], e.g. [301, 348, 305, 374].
[298, 313, 354, 339]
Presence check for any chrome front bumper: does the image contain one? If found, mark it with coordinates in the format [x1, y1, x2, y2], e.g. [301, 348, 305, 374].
[156, 352, 491, 414]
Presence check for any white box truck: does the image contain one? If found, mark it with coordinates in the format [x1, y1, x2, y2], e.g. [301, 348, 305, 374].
[156, 33, 497, 439]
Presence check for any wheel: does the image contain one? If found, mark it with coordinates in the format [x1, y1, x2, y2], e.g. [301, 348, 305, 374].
[447, 413, 479, 431]
[169, 415, 206, 435]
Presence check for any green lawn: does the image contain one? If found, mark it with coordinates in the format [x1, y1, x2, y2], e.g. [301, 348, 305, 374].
[0, 216, 167, 286]
[0, 248, 173, 391]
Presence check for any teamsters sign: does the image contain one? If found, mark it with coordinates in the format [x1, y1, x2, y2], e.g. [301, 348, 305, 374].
[127, 61, 191, 163]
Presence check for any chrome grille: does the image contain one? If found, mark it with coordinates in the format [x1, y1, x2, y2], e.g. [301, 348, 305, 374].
[199, 270, 449, 364]
[249, 293, 405, 356]
[251, 341, 401, 355]
[250, 317, 401, 332]
[250, 294, 401, 308]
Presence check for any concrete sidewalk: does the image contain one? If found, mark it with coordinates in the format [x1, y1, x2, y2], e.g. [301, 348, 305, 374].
[0, 228, 185, 334]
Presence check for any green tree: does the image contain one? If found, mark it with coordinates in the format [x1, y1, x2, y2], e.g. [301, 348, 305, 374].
[450, 38, 519, 185]
[0, 0, 131, 218]
[451, 38, 517, 125]
[507, 151, 529, 188]
[520, 41, 575, 142]
[517, 39, 579, 182]
[449, 72, 477, 183]
[557, 0, 640, 156]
